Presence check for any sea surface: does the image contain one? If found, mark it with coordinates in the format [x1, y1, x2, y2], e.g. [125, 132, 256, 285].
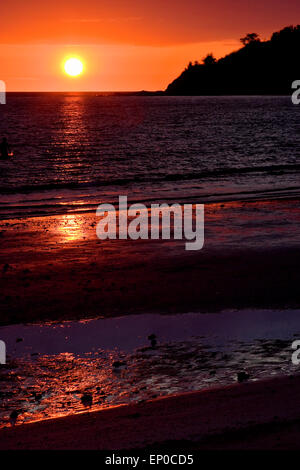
[0, 94, 299, 219]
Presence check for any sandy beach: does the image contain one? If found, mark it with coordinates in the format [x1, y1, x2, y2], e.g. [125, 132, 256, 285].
[1, 197, 300, 448]
[0, 374, 300, 450]
[1, 198, 300, 326]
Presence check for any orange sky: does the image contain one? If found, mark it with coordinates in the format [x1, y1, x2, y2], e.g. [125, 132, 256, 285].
[1, 0, 299, 91]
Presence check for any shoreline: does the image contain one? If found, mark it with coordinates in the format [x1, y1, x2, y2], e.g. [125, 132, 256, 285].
[0, 308, 297, 427]
[2, 187, 300, 222]
[1, 197, 300, 326]
[2, 196, 300, 448]
[1, 374, 300, 450]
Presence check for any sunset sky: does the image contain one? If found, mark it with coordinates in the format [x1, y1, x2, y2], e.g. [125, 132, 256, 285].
[1, 0, 299, 91]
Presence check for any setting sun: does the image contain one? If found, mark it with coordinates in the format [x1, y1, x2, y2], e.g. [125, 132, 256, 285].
[64, 58, 84, 77]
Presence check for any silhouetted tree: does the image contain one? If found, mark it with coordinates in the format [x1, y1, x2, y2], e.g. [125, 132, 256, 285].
[202, 54, 216, 66]
[240, 33, 260, 46]
[186, 60, 200, 71]
[271, 25, 300, 43]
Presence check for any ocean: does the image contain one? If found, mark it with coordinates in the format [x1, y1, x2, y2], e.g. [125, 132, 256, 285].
[0, 94, 299, 219]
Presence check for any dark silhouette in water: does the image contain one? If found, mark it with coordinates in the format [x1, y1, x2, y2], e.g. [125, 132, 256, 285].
[165, 25, 300, 95]
[0, 138, 12, 159]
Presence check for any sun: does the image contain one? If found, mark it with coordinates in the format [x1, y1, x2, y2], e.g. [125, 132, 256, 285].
[64, 58, 84, 77]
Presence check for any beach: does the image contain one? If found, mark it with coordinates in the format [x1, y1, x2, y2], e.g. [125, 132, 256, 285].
[1, 198, 300, 326]
[1, 374, 300, 450]
[1, 196, 300, 438]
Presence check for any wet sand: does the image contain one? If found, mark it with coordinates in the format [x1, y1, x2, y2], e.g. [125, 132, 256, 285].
[0, 374, 300, 450]
[1, 198, 300, 325]
[0, 309, 298, 427]
[1, 198, 300, 449]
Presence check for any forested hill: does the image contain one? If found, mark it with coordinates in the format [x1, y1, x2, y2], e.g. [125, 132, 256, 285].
[165, 26, 300, 95]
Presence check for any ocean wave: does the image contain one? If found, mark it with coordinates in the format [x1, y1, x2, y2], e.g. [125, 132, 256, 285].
[1, 185, 300, 221]
[1, 163, 300, 195]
